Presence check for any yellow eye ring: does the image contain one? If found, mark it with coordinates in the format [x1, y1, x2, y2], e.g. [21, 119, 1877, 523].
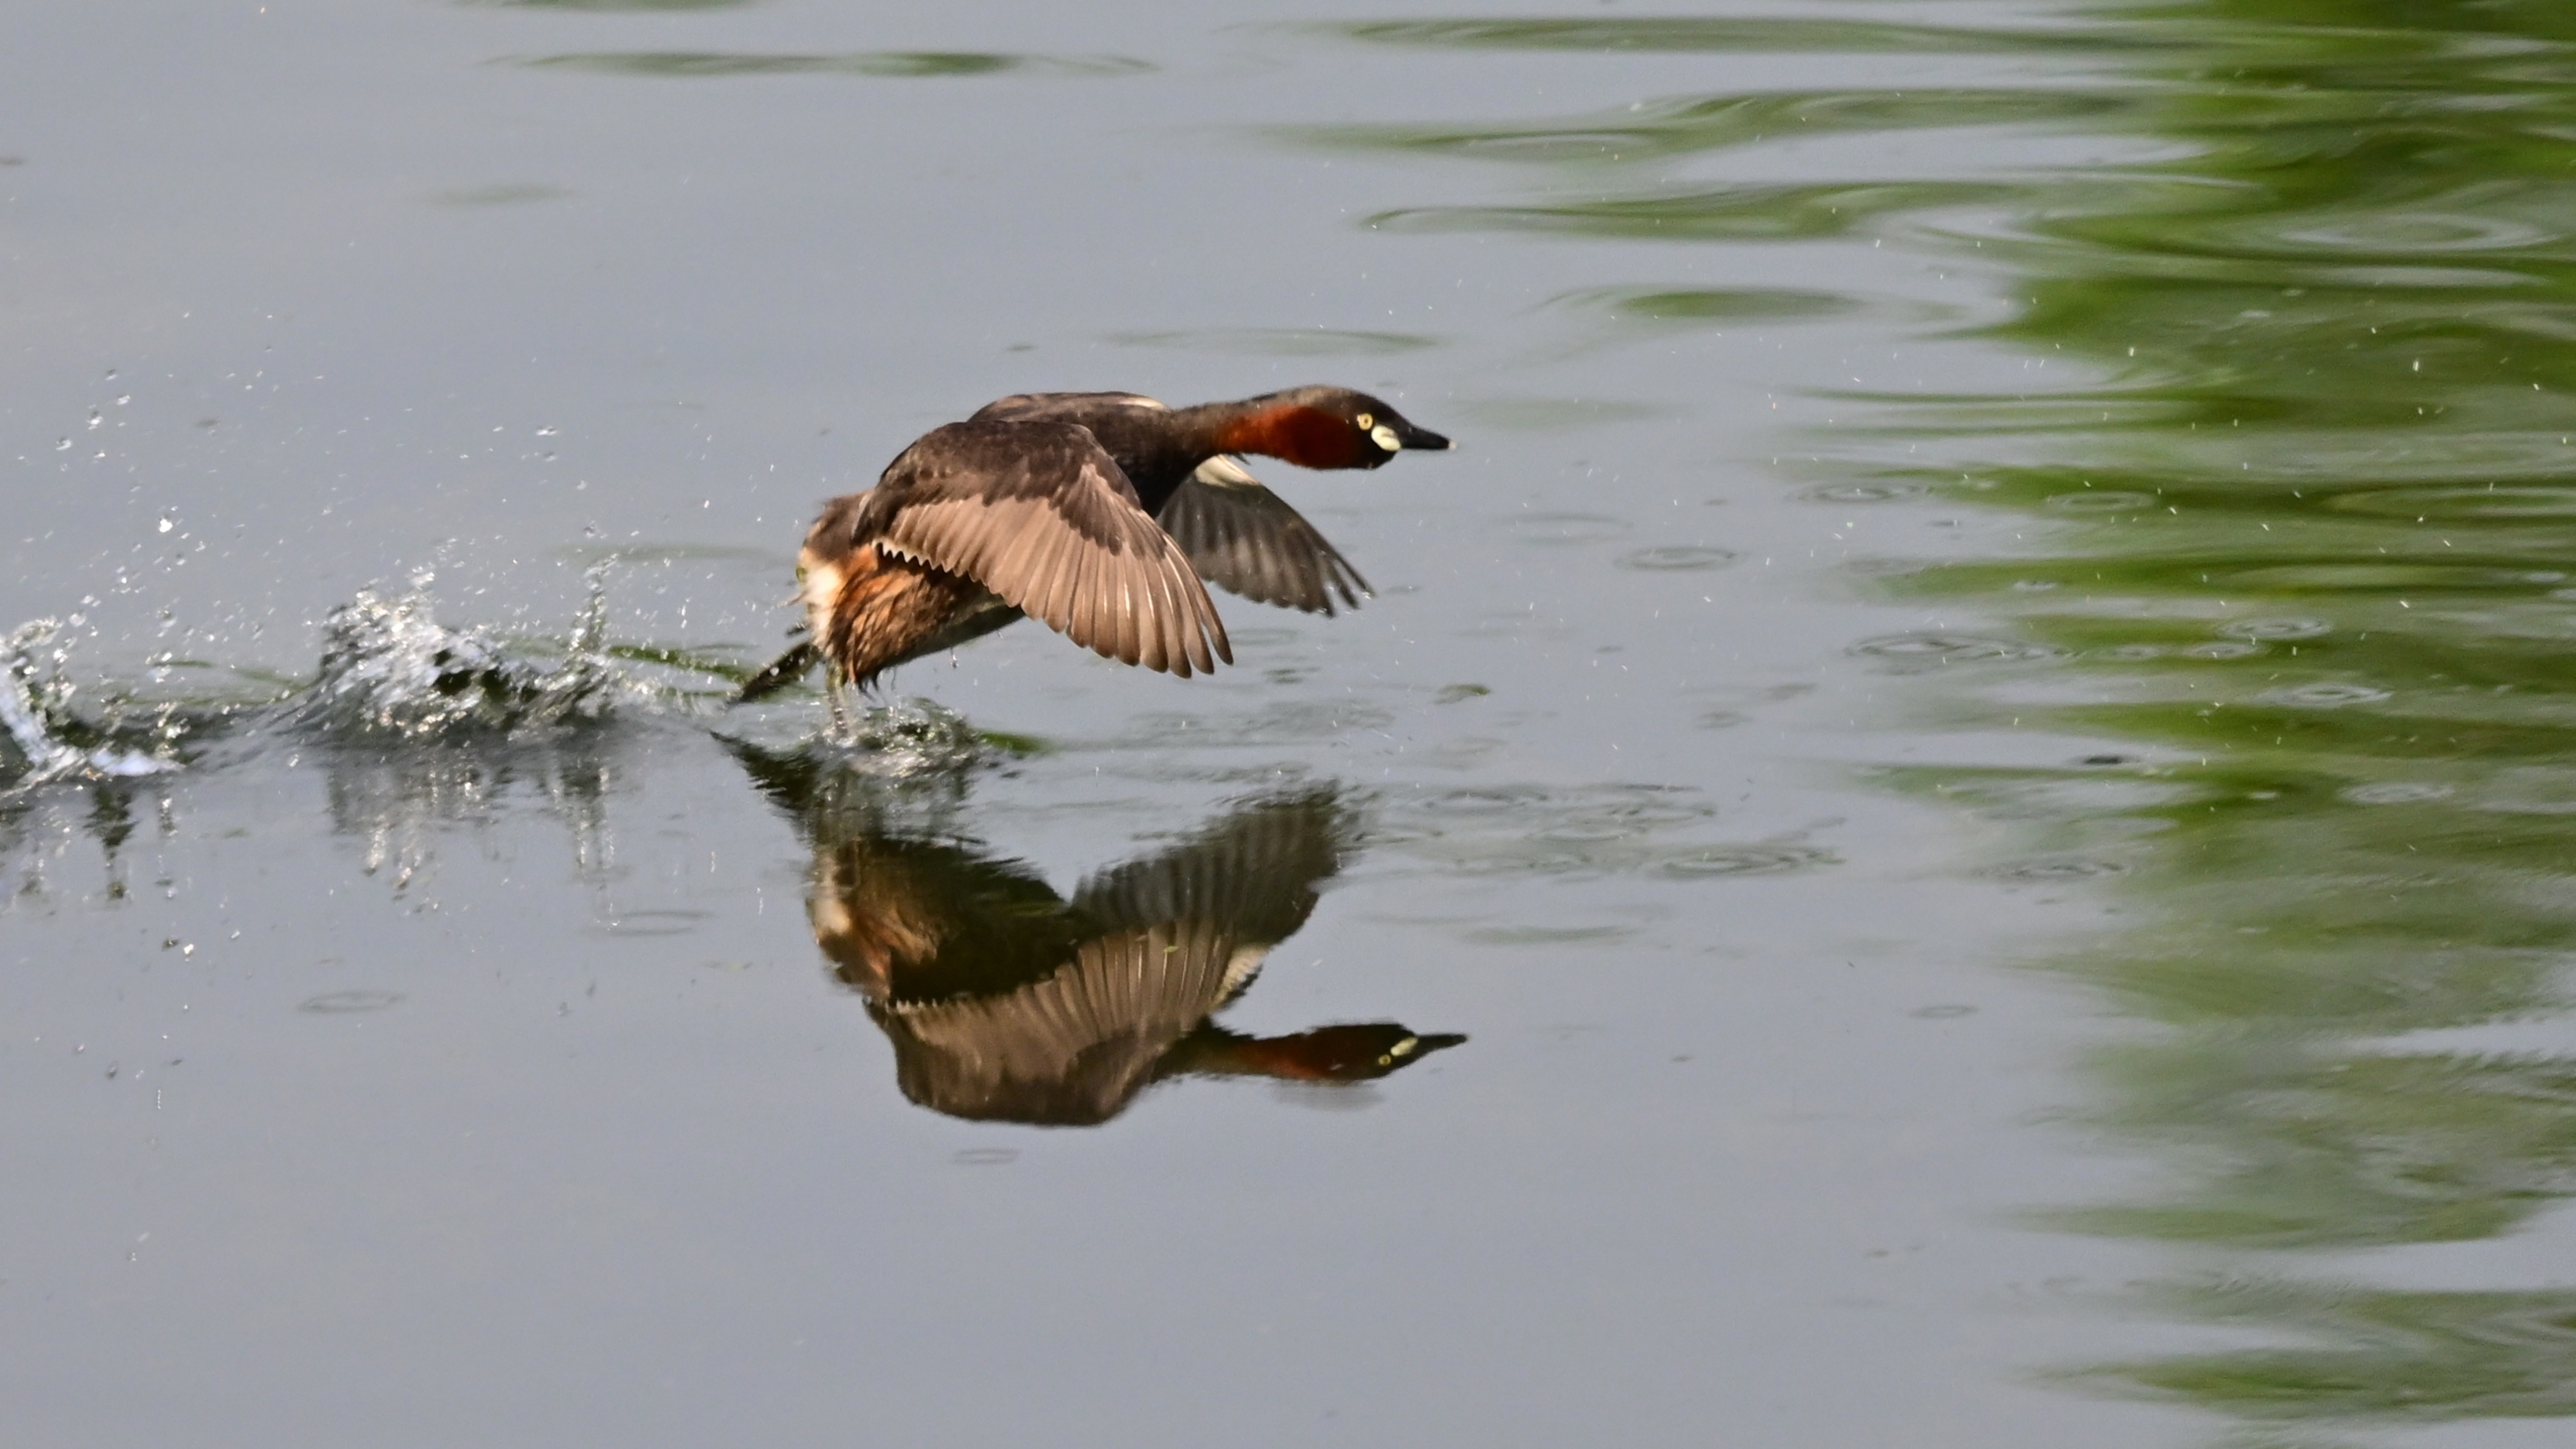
[1355, 412, 1374, 430]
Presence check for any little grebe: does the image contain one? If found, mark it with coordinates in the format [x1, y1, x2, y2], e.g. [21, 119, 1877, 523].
[734, 385, 1451, 705]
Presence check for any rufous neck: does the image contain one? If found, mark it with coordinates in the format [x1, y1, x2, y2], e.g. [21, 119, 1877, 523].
[1179, 397, 1367, 470]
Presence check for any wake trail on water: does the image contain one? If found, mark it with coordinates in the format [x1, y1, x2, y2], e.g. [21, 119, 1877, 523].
[0, 565, 991, 795]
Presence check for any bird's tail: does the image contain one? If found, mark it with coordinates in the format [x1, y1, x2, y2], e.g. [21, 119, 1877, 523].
[732, 640, 821, 704]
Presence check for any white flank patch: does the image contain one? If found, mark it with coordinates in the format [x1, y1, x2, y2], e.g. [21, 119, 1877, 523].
[1193, 454, 1265, 489]
[798, 556, 847, 623]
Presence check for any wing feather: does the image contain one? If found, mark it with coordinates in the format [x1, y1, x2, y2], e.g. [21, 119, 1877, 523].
[1025, 519, 1070, 633]
[866, 422, 1225, 676]
[1145, 564, 1178, 674]
[1075, 543, 1105, 659]
[1190, 568, 1227, 672]
[1201, 583, 1233, 669]
[1114, 574, 1140, 667]
[970, 391, 1170, 424]
[1042, 518, 1082, 636]
[1151, 551, 1187, 676]
[1158, 458, 1373, 615]
[1154, 548, 1193, 676]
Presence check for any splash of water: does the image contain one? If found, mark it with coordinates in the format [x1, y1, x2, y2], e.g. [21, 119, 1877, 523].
[816, 698, 990, 777]
[287, 565, 629, 737]
[0, 619, 179, 786]
[7, 562, 996, 804]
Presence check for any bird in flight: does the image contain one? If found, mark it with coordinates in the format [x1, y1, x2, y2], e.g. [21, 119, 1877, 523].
[735, 385, 1452, 715]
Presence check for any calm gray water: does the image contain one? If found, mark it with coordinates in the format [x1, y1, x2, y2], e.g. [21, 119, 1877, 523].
[12, 2, 2576, 1445]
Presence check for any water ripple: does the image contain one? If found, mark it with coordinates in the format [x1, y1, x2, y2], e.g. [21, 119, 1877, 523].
[1322, 17, 2185, 55]
[2261, 682, 2394, 709]
[510, 51, 1152, 78]
[1851, 633, 2062, 669]
[1616, 546, 1739, 573]
[1369, 181, 2014, 243]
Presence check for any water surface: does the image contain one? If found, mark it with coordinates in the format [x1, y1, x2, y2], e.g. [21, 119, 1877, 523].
[11, 2, 2576, 1445]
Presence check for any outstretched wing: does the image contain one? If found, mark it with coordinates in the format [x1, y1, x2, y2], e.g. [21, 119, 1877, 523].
[1157, 456, 1372, 615]
[969, 391, 1169, 424]
[860, 420, 1231, 676]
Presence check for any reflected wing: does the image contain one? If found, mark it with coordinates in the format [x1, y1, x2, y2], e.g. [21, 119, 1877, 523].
[864, 420, 1231, 676]
[1157, 457, 1372, 615]
[880, 920, 1240, 1125]
[807, 831, 1088, 1005]
[806, 785, 1357, 1126]
[1071, 787, 1351, 1007]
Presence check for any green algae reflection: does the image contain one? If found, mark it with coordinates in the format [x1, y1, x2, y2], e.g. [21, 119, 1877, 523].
[1861, 2, 2576, 1435]
[1322, 0, 2576, 1440]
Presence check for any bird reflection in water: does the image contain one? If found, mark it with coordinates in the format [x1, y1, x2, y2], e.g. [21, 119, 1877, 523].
[731, 746, 1464, 1126]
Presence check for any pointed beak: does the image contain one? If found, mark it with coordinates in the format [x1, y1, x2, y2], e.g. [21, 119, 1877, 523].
[1388, 419, 1451, 452]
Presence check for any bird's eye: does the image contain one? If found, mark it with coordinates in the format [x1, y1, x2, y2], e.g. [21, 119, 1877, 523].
[1354, 412, 1374, 431]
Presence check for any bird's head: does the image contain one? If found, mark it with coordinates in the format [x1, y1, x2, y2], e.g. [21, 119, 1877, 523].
[1218, 385, 1453, 471]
